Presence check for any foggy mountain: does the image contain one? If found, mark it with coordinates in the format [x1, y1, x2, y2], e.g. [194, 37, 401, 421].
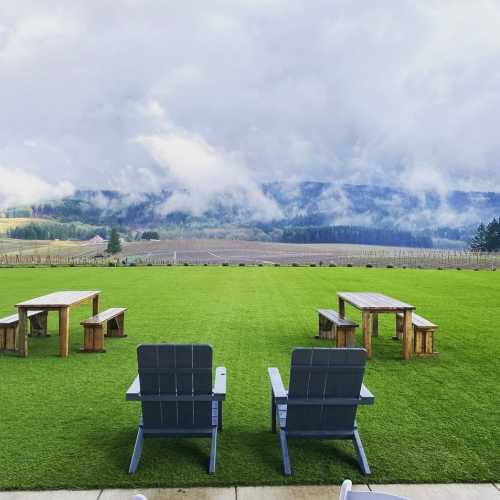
[29, 182, 500, 246]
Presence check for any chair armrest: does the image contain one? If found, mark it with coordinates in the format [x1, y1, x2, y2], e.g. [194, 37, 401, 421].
[268, 367, 287, 403]
[126, 375, 141, 401]
[359, 383, 374, 405]
[213, 367, 227, 401]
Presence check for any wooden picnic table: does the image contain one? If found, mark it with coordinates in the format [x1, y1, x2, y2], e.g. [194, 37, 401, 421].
[16, 291, 100, 358]
[337, 292, 416, 360]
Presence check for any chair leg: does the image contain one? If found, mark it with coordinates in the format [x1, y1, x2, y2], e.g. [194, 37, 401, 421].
[352, 429, 370, 475]
[129, 427, 144, 475]
[209, 426, 218, 474]
[279, 429, 292, 476]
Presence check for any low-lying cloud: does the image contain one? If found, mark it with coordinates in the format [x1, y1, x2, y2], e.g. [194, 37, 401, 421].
[0, 166, 73, 210]
[137, 128, 281, 221]
[1, 1, 500, 218]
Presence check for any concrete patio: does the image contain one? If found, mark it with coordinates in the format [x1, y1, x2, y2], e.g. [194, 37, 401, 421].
[0, 484, 499, 500]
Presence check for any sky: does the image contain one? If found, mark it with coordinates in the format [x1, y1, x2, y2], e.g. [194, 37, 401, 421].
[1, 0, 500, 215]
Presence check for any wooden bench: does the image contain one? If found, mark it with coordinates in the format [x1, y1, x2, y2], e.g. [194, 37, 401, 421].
[80, 307, 127, 353]
[396, 312, 438, 356]
[0, 310, 48, 352]
[316, 309, 358, 348]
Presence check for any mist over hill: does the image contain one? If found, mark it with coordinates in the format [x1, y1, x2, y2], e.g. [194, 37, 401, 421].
[24, 181, 500, 248]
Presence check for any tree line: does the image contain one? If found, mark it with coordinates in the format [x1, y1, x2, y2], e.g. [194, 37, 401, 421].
[7, 222, 107, 241]
[281, 225, 433, 248]
[470, 218, 500, 251]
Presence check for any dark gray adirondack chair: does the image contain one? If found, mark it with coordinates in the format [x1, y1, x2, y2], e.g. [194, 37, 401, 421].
[268, 347, 374, 476]
[126, 344, 226, 474]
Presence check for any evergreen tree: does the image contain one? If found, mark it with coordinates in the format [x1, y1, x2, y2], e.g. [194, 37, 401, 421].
[107, 228, 122, 254]
[141, 231, 160, 240]
[485, 218, 500, 251]
[470, 218, 500, 251]
[470, 223, 487, 251]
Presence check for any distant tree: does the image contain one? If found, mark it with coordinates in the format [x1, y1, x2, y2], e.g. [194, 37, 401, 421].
[470, 223, 487, 251]
[485, 218, 500, 251]
[470, 219, 500, 251]
[107, 228, 122, 254]
[281, 225, 433, 248]
[141, 231, 160, 240]
[7, 222, 107, 241]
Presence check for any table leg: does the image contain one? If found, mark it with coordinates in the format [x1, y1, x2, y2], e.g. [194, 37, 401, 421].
[92, 295, 100, 316]
[371, 313, 379, 337]
[362, 311, 371, 359]
[18, 308, 28, 358]
[403, 310, 413, 360]
[339, 298, 345, 318]
[59, 307, 70, 358]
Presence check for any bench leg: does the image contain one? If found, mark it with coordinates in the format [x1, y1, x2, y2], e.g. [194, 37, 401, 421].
[394, 314, 403, 340]
[336, 328, 345, 348]
[83, 326, 94, 352]
[318, 315, 333, 339]
[426, 330, 435, 354]
[93, 325, 105, 352]
[82, 326, 105, 353]
[337, 327, 354, 348]
[414, 328, 423, 355]
[0, 327, 5, 350]
[29, 312, 49, 337]
[1, 326, 16, 351]
[328, 321, 336, 341]
[414, 329, 436, 357]
[6, 327, 16, 351]
[105, 314, 127, 338]
[117, 313, 126, 337]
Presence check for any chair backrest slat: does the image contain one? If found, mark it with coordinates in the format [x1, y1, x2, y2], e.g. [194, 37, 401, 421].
[137, 344, 213, 430]
[287, 348, 366, 432]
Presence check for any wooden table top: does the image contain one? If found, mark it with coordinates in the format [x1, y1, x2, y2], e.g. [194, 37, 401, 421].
[337, 292, 415, 311]
[16, 291, 100, 308]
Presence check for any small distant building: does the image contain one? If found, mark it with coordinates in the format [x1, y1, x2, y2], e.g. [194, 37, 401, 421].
[82, 235, 106, 245]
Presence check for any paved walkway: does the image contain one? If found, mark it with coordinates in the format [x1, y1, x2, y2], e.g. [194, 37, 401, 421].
[0, 484, 499, 499]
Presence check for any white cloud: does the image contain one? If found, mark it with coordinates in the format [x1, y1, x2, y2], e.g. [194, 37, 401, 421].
[0, 166, 73, 209]
[136, 129, 282, 220]
[1, 1, 500, 214]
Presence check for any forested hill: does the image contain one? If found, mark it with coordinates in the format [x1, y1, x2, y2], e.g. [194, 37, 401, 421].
[19, 181, 500, 247]
[282, 226, 433, 248]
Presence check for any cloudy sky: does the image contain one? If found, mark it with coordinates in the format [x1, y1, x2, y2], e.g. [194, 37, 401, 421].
[1, 0, 500, 213]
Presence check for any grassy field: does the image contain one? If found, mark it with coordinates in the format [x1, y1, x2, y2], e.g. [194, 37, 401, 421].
[0, 267, 499, 490]
[0, 218, 54, 234]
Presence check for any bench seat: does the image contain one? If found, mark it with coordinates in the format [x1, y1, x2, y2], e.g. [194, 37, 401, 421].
[317, 309, 358, 348]
[0, 310, 48, 352]
[80, 307, 127, 353]
[317, 309, 358, 327]
[0, 310, 44, 326]
[81, 307, 127, 326]
[396, 312, 438, 356]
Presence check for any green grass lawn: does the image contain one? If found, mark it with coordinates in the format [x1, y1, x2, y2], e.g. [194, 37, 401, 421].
[0, 266, 499, 490]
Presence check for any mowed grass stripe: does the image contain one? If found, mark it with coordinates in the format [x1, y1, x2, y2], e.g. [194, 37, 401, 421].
[0, 267, 499, 489]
